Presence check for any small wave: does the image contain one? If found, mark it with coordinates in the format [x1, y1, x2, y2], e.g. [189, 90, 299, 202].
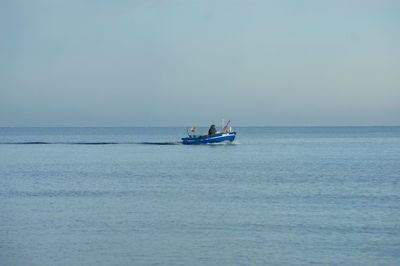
[4, 141, 52, 145]
[139, 141, 182, 145]
[206, 141, 240, 145]
[1, 141, 182, 145]
[70, 142, 119, 145]
[0, 141, 122, 145]
[1, 190, 137, 198]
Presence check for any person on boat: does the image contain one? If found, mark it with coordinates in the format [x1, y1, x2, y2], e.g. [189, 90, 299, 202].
[208, 124, 217, 135]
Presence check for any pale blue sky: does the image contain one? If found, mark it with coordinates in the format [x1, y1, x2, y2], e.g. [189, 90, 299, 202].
[1, 0, 399, 126]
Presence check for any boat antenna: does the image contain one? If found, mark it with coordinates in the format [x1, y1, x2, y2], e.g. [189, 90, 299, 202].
[223, 120, 231, 131]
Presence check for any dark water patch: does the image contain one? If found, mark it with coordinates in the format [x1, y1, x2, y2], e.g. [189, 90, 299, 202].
[1, 141, 52, 145]
[0, 141, 133, 145]
[139, 141, 182, 145]
[70, 142, 119, 145]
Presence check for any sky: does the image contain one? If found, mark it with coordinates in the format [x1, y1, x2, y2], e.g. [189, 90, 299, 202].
[1, 0, 399, 126]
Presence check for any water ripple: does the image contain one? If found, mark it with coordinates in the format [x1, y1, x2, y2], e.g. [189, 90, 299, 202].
[1, 190, 138, 198]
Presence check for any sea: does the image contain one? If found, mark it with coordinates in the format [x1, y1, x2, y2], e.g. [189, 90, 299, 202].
[0, 126, 399, 266]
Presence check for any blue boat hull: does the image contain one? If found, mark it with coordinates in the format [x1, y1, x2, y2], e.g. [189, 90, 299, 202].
[182, 132, 236, 145]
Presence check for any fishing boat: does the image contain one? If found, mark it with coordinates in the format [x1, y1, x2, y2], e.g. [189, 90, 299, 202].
[182, 120, 236, 145]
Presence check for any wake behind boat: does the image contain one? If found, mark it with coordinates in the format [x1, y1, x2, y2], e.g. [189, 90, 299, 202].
[182, 120, 236, 145]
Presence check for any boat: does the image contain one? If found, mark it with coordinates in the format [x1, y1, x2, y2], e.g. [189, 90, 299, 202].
[181, 120, 236, 145]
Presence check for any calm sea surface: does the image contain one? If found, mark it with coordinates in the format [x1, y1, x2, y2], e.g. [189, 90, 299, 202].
[0, 127, 399, 265]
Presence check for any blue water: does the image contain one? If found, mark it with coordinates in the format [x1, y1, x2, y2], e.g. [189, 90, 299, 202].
[1, 127, 399, 265]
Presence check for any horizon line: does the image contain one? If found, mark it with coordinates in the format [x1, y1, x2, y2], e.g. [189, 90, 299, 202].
[1, 125, 399, 128]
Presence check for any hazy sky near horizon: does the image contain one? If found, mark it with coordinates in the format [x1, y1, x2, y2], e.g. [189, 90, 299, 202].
[1, 0, 399, 126]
